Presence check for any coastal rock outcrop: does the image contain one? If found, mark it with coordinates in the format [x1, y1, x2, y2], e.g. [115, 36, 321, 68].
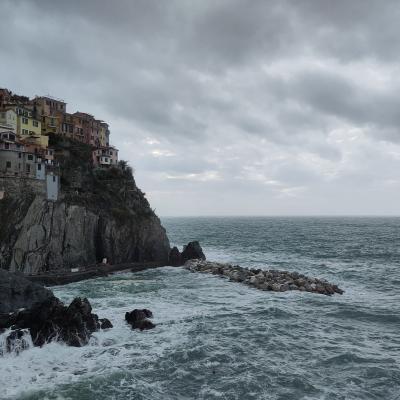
[184, 260, 344, 296]
[0, 296, 111, 351]
[125, 309, 155, 330]
[0, 138, 170, 274]
[0, 268, 54, 314]
[168, 241, 206, 266]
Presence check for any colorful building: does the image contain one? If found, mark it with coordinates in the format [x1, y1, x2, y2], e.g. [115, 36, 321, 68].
[60, 112, 74, 138]
[32, 96, 66, 117]
[73, 112, 94, 144]
[92, 146, 119, 167]
[13, 106, 48, 148]
[41, 115, 59, 136]
[1, 88, 120, 172]
[0, 131, 42, 179]
[99, 122, 109, 147]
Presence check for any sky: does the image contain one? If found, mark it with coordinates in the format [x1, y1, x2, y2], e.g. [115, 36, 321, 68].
[1, 0, 400, 216]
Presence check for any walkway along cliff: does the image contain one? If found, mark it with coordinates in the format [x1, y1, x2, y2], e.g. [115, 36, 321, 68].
[0, 136, 170, 274]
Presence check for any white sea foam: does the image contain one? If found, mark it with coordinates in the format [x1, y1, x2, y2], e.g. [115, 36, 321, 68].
[2, 214, 400, 400]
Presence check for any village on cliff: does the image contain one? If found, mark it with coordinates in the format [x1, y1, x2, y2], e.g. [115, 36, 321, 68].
[0, 88, 119, 201]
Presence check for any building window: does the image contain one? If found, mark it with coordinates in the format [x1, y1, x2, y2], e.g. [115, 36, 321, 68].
[53, 176, 56, 182]
[6, 161, 11, 168]
[28, 154, 33, 160]
[33, 120, 39, 127]
[22, 129, 28, 135]
[22, 117, 28, 124]
[5, 143, 9, 149]
[26, 164, 30, 173]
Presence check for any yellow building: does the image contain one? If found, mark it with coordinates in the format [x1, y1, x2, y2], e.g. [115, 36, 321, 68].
[41, 115, 59, 136]
[99, 122, 109, 147]
[15, 106, 48, 148]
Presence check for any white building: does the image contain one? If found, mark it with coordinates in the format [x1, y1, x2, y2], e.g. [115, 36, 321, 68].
[0, 109, 17, 134]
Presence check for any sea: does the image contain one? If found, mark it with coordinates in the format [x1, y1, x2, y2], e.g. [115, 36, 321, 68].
[1, 217, 399, 400]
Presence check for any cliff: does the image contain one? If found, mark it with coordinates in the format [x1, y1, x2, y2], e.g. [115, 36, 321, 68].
[0, 137, 170, 274]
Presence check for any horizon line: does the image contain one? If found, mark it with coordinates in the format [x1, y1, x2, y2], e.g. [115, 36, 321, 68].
[160, 214, 400, 218]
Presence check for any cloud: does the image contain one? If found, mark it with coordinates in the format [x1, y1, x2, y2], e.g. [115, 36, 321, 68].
[1, 0, 400, 215]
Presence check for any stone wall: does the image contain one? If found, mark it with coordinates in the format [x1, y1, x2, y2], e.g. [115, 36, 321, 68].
[0, 176, 46, 197]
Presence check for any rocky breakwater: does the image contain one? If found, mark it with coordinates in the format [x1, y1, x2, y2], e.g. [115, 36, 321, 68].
[184, 260, 344, 296]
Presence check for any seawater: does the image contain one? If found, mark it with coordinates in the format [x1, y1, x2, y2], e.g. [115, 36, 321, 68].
[1, 217, 399, 400]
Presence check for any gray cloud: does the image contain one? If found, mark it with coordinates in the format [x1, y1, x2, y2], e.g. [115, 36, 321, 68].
[1, 0, 400, 215]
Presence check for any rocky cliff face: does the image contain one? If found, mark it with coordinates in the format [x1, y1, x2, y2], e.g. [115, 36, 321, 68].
[0, 138, 170, 274]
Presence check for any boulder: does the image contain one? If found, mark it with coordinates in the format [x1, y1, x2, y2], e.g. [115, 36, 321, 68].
[1, 297, 107, 349]
[181, 241, 206, 264]
[4, 329, 31, 355]
[0, 269, 55, 314]
[125, 309, 155, 330]
[99, 318, 113, 329]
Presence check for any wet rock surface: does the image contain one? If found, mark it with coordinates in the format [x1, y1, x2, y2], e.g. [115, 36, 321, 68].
[0, 297, 111, 352]
[125, 309, 155, 330]
[184, 260, 344, 296]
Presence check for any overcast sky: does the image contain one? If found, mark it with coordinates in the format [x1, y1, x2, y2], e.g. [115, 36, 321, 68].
[1, 0, 400, 216]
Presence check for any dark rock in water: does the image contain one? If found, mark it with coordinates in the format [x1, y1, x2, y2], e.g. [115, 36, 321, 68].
[4, 329, 31, 355]
[181, 241, 206, 264]
[0, 269, 55, 314]
[99, 318, 113, 329]
[1, 297, 108, 350]
[168, 241, 206, 266]
[125, 309, 155, 330]
[184, 260, 344, 296]
[168, 246, 182, 266]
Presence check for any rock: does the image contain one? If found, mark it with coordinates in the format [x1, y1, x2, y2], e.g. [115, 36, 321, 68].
[4, 329, 31, 355]
[99, 318, 113, 329]
[183, 260, 343, 297]
[181, 241, 206, 264]
[168, 246, 182, 266]
[1, 296, 107, 349]
[0, 269, 54, 314]
[272, 283, 281, 292]
[125, 309, 155, 330]
[280, 283, 290, 292]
